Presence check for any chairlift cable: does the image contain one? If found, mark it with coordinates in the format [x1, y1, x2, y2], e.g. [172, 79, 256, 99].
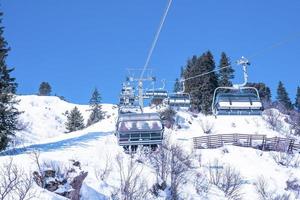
[139, 0, 173, 80]
[165, 31, 300, 85]
[248, 31, 300, 59]
[182, 65, 232, 82]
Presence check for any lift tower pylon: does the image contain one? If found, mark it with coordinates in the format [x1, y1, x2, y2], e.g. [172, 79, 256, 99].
[127, 68, 155, 109]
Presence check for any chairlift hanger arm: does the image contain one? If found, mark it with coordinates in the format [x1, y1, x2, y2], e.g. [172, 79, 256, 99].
[178, 56, 250, 86]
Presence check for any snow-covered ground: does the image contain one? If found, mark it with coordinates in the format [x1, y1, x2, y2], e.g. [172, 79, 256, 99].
[14, 95, 118, 145]
[0, 95, 299, 200]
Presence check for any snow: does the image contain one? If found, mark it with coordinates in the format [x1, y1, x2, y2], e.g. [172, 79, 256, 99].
[0, 95, 299, 199]
[14, 95, 118, 145]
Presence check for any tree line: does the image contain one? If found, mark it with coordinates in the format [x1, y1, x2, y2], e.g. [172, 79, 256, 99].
[174, 51, 300, 115]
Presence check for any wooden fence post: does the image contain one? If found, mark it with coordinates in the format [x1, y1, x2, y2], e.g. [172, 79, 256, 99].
[262, 136, 266, 151]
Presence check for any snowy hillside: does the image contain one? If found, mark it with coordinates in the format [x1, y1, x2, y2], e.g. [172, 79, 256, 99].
[172, 110, 291, 139]
[14, 95, 118, 145]
[0, 95, 299, 200]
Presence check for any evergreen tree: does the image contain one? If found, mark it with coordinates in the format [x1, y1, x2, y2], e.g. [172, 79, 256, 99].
[180, 66, 184, 78]
[295, 86, 300, 112]
[247, 82, 272, 103]
[39, 82, 52, 96]
[87, 88, 105, 126]
[173, 78, 181, 93]
[183, 55, 202, 109]
[276, 81, 293, 110]
[218, 52, 234, 87]
[199, 51, 219, 113]
[0, 12, 21, 150]
[183, 51, 218, 113]
[65, 106, 85, 132]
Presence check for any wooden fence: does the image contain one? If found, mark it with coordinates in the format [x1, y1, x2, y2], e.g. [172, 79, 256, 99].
[193, 134, 300, 153]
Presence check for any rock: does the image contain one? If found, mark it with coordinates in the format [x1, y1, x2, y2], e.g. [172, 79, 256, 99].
[45, 179, 59, 192]
[44, 169, 56, 178]
[33, 171, 43, 187]
[70, 172, 88, 200]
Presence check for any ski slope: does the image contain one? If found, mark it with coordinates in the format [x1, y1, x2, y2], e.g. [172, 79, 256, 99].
[0, 95, 299, 199]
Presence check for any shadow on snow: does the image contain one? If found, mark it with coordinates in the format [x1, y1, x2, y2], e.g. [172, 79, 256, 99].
[0, 131, 113, 156]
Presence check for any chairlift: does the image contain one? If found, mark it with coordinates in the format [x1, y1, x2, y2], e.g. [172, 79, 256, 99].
[166, 93, 191, 108]
[115, 113, 164, 151]
[144, 89, 168, 99]
[118, 105, 143, 115]
[212, 57, 263, 116]
[165, 80, 191, 109]
[212, 87, 263, 115]
[144, 79, 168, 100]
[119, 83, 135, 106]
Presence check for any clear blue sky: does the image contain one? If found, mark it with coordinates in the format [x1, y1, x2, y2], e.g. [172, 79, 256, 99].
[2, 0, 300, 104]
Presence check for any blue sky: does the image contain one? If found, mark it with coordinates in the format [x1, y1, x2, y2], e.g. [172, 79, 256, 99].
[2, 0, 300, 104]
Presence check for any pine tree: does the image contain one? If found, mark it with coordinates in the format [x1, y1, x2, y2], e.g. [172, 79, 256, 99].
[218, 52, 234, 87]
[87, 88, 105, 126]
[38, 82, 51, 96]
[295, 86, 300, 112]
[173, 78, 181, 93]
[183, 55, 202, 110]
[180, 66, 184, 78]
[199, 51, 219, 114]
[0, 12, 21, 150]
[65, 107, 85, 132]
[183, 52, 218, 113]
[276, 81, 293, 110]
[247, 82, 272, 103]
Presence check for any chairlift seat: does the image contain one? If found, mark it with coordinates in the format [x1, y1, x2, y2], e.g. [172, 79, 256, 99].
[167, 93, 191, 108]
[212, 89, 263, 115]
[144, 90, 168, 99]
[116, 113, 164, 146]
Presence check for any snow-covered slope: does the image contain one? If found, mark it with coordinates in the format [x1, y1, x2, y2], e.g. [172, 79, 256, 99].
[15, 95, 118, 145]
[173, 109, 291, 140]
[0, 95, 299, 200]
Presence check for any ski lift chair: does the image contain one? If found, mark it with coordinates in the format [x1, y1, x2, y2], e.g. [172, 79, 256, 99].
[119, 83, 135, 106]
[115, 113, 164, 152]
[144, 89, 168, 99]
[144, 79, 168, 101]
[212, 87, 263, 116]
[166, 93, 191, 109]
[118, 105, 143, 115]
[212, 57, 263, 116]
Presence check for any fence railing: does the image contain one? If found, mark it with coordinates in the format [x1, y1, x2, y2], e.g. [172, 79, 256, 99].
[193, 134, 299, 153]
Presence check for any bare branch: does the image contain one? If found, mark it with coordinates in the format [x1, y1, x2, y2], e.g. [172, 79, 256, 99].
[95, 154, 113, 182]
[0, 158, 35, 200]
[115, 153, 149, 200]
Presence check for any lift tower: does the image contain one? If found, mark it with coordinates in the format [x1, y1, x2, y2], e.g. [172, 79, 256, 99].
[127, 68, 155, 108]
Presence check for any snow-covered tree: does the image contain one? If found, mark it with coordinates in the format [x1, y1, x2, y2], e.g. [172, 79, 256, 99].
[38, 82, 52, 96]
[65, 107, 85, 132]
[87, 88, 105, 126]
[0, 12, 21, 151]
